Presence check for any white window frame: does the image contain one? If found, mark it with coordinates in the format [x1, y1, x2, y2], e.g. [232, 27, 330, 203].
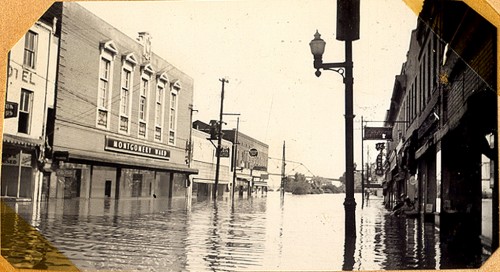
[138, 63, 154, 138]
[155, 72, 169, 142]
[23, 30, 38, 69]
[96, 40, 117, 130]
[18, 89, 33, 134]
[168, 80, 181, 145]
[119, 53, 137, 135]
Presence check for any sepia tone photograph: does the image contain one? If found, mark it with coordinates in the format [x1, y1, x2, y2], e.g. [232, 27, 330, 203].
[0, 0, 499, 271]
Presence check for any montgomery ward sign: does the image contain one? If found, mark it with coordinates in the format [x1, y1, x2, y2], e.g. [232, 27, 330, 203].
[104, 136, 170, 160]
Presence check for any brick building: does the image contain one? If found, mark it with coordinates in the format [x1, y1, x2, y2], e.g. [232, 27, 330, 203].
[222, 128, 269, 195]
[384, 0, 497, 266]
[42, 3, 197, 199]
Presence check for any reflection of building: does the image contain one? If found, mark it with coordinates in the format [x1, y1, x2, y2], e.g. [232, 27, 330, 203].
[384, 0, 497, 265]
[222, 129, 269, 195]
[42, 3, 197, 199]
[191, 121, 232, 199]
[2, 12, 59, 201]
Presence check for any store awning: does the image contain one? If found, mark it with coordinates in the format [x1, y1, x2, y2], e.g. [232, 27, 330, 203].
[55, 148, 198, 174]
[253, 180, 268, 187]
[3, 134, 43, 148]
[192, 178, 230, 185]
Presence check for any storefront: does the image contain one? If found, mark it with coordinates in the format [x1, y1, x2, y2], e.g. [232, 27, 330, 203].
[49, 134, 197, 199]
[1, 136, 44, 199]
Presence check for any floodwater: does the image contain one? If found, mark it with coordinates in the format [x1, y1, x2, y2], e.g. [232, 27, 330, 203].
[1, 192, 487, 271]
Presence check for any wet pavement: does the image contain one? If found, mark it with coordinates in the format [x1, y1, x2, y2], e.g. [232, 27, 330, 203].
[0, 192, 490, 271]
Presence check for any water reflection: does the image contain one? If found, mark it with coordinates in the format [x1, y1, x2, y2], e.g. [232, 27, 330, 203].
[1, 193, 484, 271]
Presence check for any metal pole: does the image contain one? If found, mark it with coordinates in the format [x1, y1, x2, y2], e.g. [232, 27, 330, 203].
[231, 117, 239, 206]
[280, 141, 286, 199]
[213, 78, 228, 200]
[361, 116, 364, 209]
[343, 39, 356, 238]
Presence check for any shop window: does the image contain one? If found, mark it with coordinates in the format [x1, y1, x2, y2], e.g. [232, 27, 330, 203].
[23, 31, 37, 69]
[132, 174, 143, 197]
[18, 89, 33, 134]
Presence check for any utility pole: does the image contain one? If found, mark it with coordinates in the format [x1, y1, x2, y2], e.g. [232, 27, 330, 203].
[361, 116, 364, 208]
[231, 116, 239, 206]
[213, 78, 228, 200]
[280, 141, 286, 199]
[187, 104, 197, 167]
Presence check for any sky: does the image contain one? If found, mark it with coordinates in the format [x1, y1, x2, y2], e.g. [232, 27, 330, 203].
[79, 0, 417, 182]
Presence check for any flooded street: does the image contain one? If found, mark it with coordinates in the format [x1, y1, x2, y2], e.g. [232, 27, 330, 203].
[3, 192, 479, 271]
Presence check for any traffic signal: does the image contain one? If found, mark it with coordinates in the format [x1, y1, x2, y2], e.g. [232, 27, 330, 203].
[209, 120, 218, 140]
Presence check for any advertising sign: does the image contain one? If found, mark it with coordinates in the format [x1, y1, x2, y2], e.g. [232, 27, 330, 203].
[4, 101, 18, 118]
[104, 136, 170, 160]
[364, 126, 393, 140]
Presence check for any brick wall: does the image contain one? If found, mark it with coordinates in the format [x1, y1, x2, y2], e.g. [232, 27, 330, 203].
[53, 2, 194, 167]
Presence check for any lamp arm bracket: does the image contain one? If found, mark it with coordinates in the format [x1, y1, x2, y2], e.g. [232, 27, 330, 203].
[315, 62, 346, 79]
[325, 67, 345, 78]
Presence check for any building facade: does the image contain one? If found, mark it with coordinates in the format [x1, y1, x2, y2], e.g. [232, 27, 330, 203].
[43, 3, 197, 200]
[222, 129, 269, 195]
[190, 126, 232, 199]
[384, 0, 498, 264]
[2, 12, 59, 201]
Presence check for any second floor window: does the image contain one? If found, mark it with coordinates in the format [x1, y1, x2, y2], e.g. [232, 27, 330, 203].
[139, 77, 149, 137]
[119, 69, 132, 133]
[97, 58, 111, 127]
[23, 31, 37, 69]
[168, 88, 178, 145]
[18, 89, 33, 134]
[155, 85, 164, 141]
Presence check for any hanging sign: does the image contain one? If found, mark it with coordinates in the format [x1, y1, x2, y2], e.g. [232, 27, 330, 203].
[364, 127, 393, 140]
[4, 101, 18, 118]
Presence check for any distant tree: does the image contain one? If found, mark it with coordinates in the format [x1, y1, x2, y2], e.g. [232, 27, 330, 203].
[338, 171, 362, 193]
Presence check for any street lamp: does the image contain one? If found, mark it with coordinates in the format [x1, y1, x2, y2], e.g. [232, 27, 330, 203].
[309, 0, 359, 239]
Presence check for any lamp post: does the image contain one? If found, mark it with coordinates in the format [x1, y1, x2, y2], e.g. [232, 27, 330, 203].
[309, 0, 359, 238]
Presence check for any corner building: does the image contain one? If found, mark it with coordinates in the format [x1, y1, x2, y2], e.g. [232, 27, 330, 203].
[46, 3, 197, 199]
[2, 12, 59, 201]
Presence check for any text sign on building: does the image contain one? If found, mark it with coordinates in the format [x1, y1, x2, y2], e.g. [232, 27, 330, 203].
[364, 127, 393, 140]
[4, 101, 18, 118]
[104, 136, 170, 160]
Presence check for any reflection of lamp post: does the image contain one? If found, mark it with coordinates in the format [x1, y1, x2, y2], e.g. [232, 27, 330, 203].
[309, 0, 359, 238]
